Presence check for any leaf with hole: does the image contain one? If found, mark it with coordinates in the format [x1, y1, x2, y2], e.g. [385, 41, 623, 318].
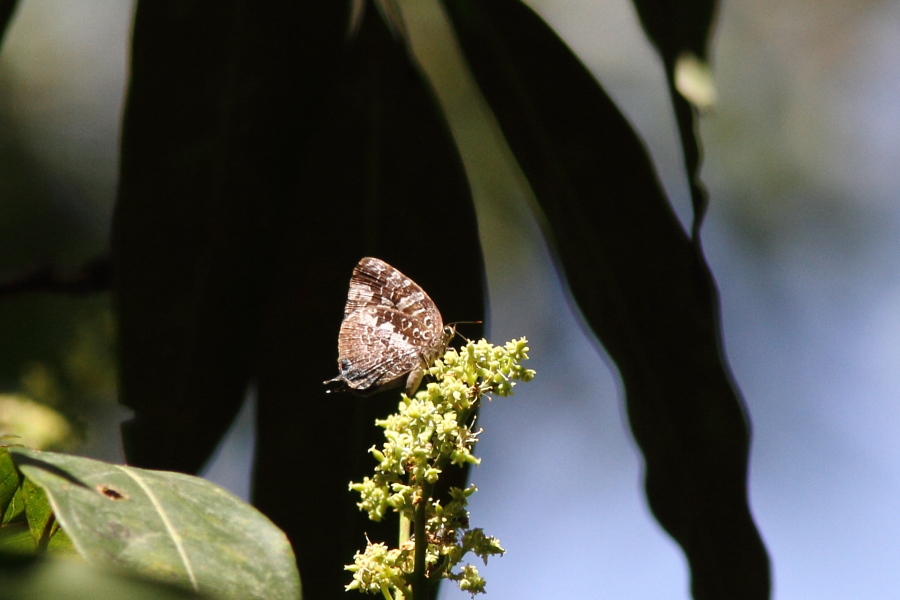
[9, 448, 301, 600]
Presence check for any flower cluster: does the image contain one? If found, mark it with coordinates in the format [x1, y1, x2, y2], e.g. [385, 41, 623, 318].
[346, 338, 534, 599]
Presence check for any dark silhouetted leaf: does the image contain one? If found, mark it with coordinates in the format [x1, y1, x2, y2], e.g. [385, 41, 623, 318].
[631, 0, 717, 62]
[114, 3, 483, 599]
[10, 448, 301, 600]
[630, 0, 718, 233]
[113, 0, 338, 476]
[442, 1, 770, 598]
[0, 0, 19, 50]
[249, 9, 484, 599]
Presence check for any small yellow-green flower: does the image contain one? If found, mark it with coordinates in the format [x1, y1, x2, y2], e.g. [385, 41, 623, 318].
[347, 338, 534, 597]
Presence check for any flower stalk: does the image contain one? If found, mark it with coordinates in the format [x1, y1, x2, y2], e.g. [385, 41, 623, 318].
[346, 338, 535, 599]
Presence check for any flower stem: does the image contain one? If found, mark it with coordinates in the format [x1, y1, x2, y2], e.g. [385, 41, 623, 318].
[400, 512, 411, 546]
[380, 581, 396, 600]
[411, 482, 433, 600]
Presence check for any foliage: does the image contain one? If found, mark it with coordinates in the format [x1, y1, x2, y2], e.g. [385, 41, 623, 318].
[0, 0, 771, 599]
[0, 445, 300, 600]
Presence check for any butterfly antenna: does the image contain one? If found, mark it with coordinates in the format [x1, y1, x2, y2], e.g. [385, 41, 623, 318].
[447, 320, 482, 343]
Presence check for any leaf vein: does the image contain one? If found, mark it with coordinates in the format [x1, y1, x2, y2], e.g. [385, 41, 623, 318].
[115, 465, 198, 591]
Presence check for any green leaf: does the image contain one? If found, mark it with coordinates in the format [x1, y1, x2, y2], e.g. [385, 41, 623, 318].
[45, 521, 74, 554]
[1, 446, 31, 554]
[17, 478, 73, 554]
[0, 553, 213, 600]
[9, 448, 301, 600]
[0, 521, 33, 553]
[442, 1, 770, 599]
[2, 487, 25, 527]
[21, 478, 54, 550]
[0, 446, 23, 519]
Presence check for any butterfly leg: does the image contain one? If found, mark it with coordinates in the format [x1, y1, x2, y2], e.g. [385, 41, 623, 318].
[404, 366, 425, 397]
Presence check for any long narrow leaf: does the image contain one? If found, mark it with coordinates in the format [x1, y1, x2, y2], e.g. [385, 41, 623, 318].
[115, 4, 483, 599]
[630, 0, 718, 234]
[631, 0, 717, 60]
[114, 0, 324, 474]
[442, 1, 770, 598]
[250, 8, 484, 599]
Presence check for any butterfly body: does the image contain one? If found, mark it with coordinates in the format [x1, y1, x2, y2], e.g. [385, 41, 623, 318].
[325, 257, 451, 396]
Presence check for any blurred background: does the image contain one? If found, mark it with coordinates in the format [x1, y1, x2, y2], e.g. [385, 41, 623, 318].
[1, 0, 899, 598]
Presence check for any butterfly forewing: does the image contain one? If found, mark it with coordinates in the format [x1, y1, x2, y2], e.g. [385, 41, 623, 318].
[344, 258, 438, 318]
[326, 258, 447, 395]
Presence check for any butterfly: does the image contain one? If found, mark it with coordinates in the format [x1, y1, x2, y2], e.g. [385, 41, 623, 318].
[324, 257, 453, 396]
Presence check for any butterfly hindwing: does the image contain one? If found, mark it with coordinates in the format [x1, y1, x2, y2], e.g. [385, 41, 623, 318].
[336, 306, 428, 391]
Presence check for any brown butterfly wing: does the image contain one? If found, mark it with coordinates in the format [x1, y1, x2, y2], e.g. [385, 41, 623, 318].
[335, 306, 431, 392]
[326, 258, 445, 395]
